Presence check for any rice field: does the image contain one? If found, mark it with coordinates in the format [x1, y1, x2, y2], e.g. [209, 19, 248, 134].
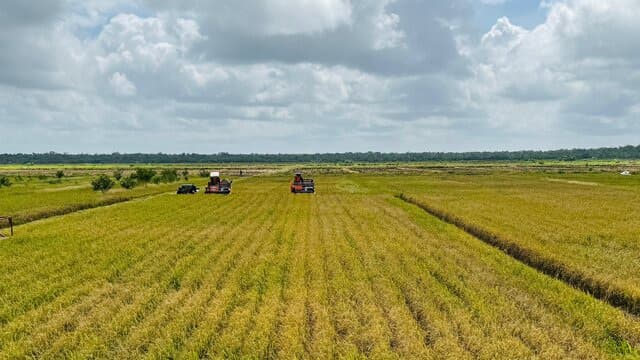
[387, 172, 640, 315]
[0, 172, 201, 226]
[1, 172, 640, 358]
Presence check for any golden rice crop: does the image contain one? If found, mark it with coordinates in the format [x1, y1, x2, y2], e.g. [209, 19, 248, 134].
[0, 174, 638, 358]
[388, 172, 640, 315]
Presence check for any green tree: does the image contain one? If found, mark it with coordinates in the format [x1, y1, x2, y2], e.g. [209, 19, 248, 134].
[0, 176, 11, 187]
[113, 170, 123, 181]
[134, 168, 157, 184]
[182, 169, 189, 180]
[55, 170, 65, 179]
[91, 175, 115, 193]
[159, 169, 178, 183]
[119, 176, 137, 189]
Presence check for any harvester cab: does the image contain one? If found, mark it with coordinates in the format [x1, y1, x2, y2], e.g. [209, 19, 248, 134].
[291, 172, 315, 194]
[205, 171, 232, 194]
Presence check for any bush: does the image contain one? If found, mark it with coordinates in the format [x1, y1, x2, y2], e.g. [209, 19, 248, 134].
[134, 168, 157, 184]
[151, 175, 162, 184]
[0, 176, 11, 187]
[55, 170, 65, 179]
[92, 175, 115, 193]
[182, 169, 189, 180]
[120, 176, 137, 189]
[113, 170, 123, 181]
[199, 169, 209, 177]
[159, 169, 178, 183]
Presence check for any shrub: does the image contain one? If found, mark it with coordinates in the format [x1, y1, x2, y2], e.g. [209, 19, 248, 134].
[0, 176, 11, 187]
[92, 175, 115, 193]
[182, 169, 189, 180]
[55, 170, 65, 179]
[120, 176, 137, 189]
[159, 169, 178, 183]
[134, 168, 157, 184]
[199, 169, 209, 177]
[113, 170, 123, 181]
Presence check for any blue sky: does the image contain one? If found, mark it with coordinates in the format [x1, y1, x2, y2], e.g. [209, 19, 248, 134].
[474, 0, 548, 30]
[0, 0, 638, 154]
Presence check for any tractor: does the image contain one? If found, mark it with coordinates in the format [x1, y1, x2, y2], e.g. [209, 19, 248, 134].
[205, 172, 232, 194]
[291, 172, 314, 194]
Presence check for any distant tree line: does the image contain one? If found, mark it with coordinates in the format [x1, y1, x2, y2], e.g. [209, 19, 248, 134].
[1, 145, 639, 164]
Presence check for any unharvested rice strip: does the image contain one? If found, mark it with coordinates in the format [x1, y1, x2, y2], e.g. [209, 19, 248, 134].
[165, 193, 288, 358]
[349, 196, 543, 357]
[235, 196, 306, 357]
[201, 195, 298, 357]
[329, 196, 413, 358]
[170, 221, 278, 358]
[347, 198, 470, 357]
[0, 195, 243, 356]
[317, 197, 368, 357]
[0, 195, 202, 342]
[268, 197, 316, 358]
[128, 191, 285, 357]
[40, 194, 262, 357]
[373, 197, 593, 357]
[316, 200, 352, 358]
[333, 197, 436, 358]
[382, 196, 638, 358]
[298, 198, 336, 358]
[316, 195, 394, 358]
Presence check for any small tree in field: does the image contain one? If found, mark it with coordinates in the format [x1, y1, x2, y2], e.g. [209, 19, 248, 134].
[0, 176, 11, 187]
[134, 168, 156, 185]
[119, 176, 137, 189]
[113, 170, 123, 181]
[199, 169, 209, 178]
[159, 169, 178, 183]
[55, 170, 65, 179]
[182, 169, 189, 180]
[92, 175, 115, 193]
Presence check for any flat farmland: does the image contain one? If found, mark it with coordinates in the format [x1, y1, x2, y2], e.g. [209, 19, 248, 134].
[0, 175, 180, 225]
[1, 174, 640, 358]
[385, 172, 640, 314]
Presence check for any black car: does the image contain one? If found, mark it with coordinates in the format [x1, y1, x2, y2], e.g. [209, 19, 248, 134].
[177, 184, 199, 194]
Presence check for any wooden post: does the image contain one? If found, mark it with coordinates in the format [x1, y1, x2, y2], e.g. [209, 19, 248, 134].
[9, 217, 13, 237]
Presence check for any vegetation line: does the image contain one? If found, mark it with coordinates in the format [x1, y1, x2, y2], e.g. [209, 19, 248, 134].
[396, 193, 640, 317]
[0, 192, 169, 229]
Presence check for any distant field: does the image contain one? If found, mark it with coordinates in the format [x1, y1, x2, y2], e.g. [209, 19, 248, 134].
[1, 173, 639, 358]
[0, 175, 181, 225]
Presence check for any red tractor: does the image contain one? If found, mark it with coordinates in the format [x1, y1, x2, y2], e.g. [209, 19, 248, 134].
[205, 172, 232, 194]
[291, 172, 315, 194]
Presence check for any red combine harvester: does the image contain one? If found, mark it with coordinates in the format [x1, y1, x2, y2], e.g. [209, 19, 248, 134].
[290, 172, 315, 194]
[205, 172, 232, 194]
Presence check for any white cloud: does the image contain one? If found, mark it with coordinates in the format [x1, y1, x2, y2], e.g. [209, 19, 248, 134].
[0, 0, 639, 153]
[465, 0, 640, 139]
[109, 72, 136, 96]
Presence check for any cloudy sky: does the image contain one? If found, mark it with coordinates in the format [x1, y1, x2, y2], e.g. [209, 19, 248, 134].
[0, 0, 638, 153]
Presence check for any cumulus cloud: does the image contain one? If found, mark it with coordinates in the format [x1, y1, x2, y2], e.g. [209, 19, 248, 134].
[0, 0, 638, 153]
[468, 0, 640, 140]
